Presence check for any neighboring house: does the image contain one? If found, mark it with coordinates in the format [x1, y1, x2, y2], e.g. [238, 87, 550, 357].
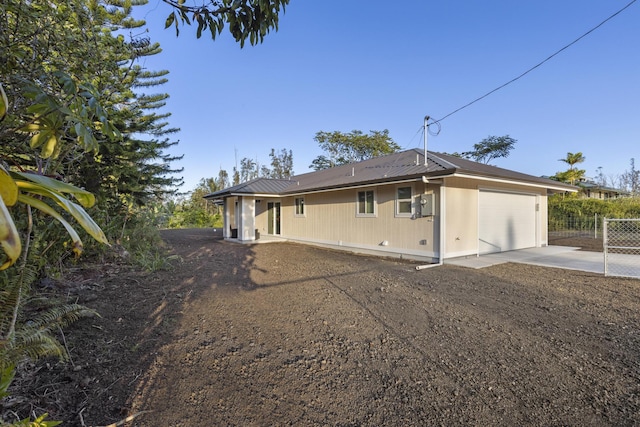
[204, 149, 576, 263]
[577, 180, 628, 200]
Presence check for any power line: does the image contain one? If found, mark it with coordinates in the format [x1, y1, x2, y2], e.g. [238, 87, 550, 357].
[433, 0, 637, 125]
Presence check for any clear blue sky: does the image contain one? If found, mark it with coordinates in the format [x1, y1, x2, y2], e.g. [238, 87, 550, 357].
[132, 0, 639, 193]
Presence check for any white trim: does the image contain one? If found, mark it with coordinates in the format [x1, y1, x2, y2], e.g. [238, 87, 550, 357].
[220, 173, 573, 199]
[451, 173, 576, 193]
[294, 196, 306, 217]
[477, 186, 540, 196]
[282, 236, 438, 262]
[266, 200, 282, 236]
[395, 184, 413, 218]
[284, 178, 424, 197]
[227, 192, 285, 198]
[443, 248, 478, 259]
[356, 188, 377, 217]
[440, 184, 446, 262]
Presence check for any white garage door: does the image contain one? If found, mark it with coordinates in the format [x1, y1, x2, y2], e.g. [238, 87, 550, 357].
[479, 190, 537, 254]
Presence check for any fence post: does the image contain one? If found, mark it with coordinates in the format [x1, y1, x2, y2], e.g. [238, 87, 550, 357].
[603, 217, 608, 276]
[595, 213, 598, 239]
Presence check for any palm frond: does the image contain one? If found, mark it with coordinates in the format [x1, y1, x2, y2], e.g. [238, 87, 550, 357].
[28, 303, 99, 333]
[0, 265, 37, 339]
[1, 265, 97, 369]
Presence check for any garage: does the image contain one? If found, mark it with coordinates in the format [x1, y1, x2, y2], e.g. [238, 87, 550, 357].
[478, 190, 537, 254]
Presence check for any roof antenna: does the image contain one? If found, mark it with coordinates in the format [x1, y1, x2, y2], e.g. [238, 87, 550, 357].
[423, 115, 430, 166]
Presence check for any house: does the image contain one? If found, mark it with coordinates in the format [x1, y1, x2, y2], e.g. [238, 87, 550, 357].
[577, 180, 628, 200]
[204, 149, 576, 263]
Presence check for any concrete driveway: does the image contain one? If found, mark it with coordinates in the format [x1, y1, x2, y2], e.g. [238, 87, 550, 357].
[445, 246, 605, 274]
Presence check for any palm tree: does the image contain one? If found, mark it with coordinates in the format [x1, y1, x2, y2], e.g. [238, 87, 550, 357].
[556, 152, 586, 185]
[559, 152, 585, 171]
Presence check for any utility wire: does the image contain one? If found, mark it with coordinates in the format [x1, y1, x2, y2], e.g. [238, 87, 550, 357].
[433, 0, 637, 124]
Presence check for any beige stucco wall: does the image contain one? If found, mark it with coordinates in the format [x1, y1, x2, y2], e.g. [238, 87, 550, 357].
[442, 178, 478, 258]
[442, 176, 549, 258]
[255, 182, 440, 260]
[255, 198, 268, 232]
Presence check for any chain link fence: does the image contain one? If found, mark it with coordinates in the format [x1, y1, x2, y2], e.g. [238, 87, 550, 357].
[548, 213, 600, 239]
[603, 218, 640, 278]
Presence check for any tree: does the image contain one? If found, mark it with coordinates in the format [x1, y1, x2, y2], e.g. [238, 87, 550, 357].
[1, 0, 186, 384]
[0, 3, 143, 419]
[309, 130, 400, 171]
[167, 178, 221, 228]
[267, 148, 293, 178]
[217, 169, 230, 189]
[620, 158, 640, 196]
[552, 152, 586, 185]
[462, 135, 517, 164]
[229, 148, 294, 182]
[162, 0, 289, 44]
[595, 166, 607, 187]
[559, 152, 586, 170]
[0, 0, 131, 268]
[239, 157, 258, 182]
[551, 169, 585, 186]
[0, 0, 288, 419]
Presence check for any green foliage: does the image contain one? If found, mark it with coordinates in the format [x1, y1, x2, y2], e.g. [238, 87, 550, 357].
[549, 195, 640, 220]
[165, 175, 231, 229]
[460, 135, 517, 164]
[1, 0, 183, 271]
[559, 152, 586, 170]
[310, 130, 400, 170]
[551, 169, 586, 185]
[122, 211, 172, 270]
[0, 264, 98, 371]
[0, 364, 61, 426]
[0, 4, 180, 421]
[167, 205, 222, 229]
[162, 0, 289, 45]
[4, 414, 62, 426]
[79, 202, 176, 271]
[620, 158, 640, 195]
[552, 152, 586, 184]
[232, 148, 294, 182]
[265, 148, 294, 178]
[548, 195, 640, 234]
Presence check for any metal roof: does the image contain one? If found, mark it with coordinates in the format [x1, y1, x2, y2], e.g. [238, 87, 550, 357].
[578, 181, 628, 194]
[204, 149, 576, 199]
[204, 177, 294, 199]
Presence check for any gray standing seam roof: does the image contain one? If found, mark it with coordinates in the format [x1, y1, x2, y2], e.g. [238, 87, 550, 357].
[204, 149, 576, 199]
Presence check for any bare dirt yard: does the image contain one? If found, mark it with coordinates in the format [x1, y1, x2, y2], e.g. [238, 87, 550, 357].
[4, 228, 640, 426]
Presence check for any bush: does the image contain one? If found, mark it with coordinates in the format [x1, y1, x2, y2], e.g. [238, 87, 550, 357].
[549, 195, 640, 219]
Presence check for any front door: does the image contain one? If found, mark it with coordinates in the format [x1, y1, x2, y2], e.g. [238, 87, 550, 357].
[267, 202, 281, 235]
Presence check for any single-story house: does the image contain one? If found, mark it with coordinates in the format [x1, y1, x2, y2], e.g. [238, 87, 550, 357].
[204, 149, 576, 263]
[577, 180, 628, 200]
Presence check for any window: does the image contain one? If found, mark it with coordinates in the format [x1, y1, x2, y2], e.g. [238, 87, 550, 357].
[396, 186, 412, 216]
[357, 190, 375, 216]
[295, 197, 305, 216]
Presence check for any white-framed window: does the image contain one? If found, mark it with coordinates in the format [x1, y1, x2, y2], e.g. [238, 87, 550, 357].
[356, 189, 376, 217]
[396, 185, 413, 217]
[294, 197, 305, 216]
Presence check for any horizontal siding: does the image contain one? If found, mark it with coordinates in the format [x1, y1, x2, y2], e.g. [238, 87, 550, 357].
[261, 183, 438, 256]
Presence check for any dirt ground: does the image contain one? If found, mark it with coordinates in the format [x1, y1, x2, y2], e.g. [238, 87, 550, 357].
[3, 228, 640, 426]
